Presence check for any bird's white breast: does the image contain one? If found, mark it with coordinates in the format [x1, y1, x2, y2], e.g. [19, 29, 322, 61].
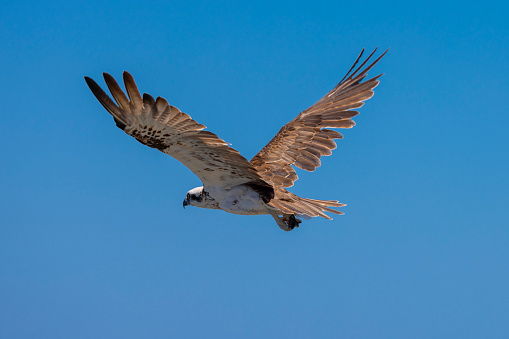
[207, 184, 269, 215]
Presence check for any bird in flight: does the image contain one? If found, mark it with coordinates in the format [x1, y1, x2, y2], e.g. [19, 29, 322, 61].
[85, 48, 387, 231]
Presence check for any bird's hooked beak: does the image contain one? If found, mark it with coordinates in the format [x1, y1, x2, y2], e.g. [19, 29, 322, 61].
[183, 197, 190, 209]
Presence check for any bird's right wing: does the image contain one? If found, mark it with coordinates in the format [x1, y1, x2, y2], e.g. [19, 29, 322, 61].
[85, 72, 271, 193]
[250, 48, 387, 188]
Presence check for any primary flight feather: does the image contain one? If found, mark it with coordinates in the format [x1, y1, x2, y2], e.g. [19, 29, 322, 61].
[85, 48, 387, 231]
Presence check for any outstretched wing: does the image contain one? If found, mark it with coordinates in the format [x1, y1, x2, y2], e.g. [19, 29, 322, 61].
[250, 48, 387, 188]
[85, 72, 270, 191]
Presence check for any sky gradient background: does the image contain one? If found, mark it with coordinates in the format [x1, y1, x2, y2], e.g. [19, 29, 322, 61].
[1, 0, 508, 338]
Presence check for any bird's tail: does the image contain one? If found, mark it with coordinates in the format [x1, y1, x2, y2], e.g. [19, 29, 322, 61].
[268, 192, 345, 220]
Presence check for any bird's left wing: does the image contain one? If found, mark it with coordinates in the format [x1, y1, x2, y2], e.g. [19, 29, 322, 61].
[85, 72, 271, 192]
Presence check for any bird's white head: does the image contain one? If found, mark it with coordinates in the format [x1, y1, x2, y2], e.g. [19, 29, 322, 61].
[183, 186, 219, 210]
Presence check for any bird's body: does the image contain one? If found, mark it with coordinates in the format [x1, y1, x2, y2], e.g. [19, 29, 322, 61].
[85, 48, 387, 231]
[202, 185, 269, 215]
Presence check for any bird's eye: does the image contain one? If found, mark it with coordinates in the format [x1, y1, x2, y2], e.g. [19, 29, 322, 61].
[187, 194, 190, 199]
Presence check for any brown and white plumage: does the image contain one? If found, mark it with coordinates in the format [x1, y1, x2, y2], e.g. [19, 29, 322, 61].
[85, 48, 387, 231]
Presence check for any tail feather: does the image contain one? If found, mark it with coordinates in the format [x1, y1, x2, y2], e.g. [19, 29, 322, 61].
[268, 191, 345, 220]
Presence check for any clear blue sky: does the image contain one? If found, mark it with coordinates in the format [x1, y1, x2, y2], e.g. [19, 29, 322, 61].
[1, 0, 508, 338]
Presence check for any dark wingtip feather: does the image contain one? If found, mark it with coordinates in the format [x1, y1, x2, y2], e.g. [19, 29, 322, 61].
[143, 93, 155, 104]
[102, 72, 112, 81]
[122, 71, 143, 108]
[338, 48, 365, 84]
[84, 75, 111, 107]
[350, 47, 379, 79]
[84, 76, 99, 91]
[102, 72, 131, 110]
[84, 75, 128, 126]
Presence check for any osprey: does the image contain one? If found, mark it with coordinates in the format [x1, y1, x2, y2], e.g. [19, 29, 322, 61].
[85, 48, 387, 231]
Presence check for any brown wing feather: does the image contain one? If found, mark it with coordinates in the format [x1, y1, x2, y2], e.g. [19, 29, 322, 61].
[250, 48, 388, 189]
[85, 72, 270, 191]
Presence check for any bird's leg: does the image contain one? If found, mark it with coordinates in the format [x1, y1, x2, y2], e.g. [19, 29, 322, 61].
[268, 210, 292, 231]
[282, 214, 302, 229]
[268, 210, 300, 231]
